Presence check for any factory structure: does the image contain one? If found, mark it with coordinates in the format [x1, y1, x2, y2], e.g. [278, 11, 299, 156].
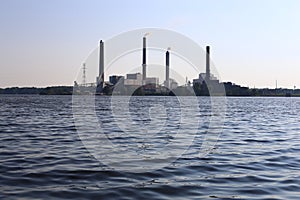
[74, 34, 219, 95]
[94, 35, 179, 95]
[192, 46, 219, 86]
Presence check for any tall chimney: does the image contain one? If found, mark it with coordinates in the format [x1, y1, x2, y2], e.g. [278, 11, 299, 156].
[99, 40, 104, 86]
[165, 50, 170, 88]
[142, 37, 147, 81]
[206, 46, 210, 81]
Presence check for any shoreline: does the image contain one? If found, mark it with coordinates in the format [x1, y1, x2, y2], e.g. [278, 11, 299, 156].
[1, 85, 299, 97]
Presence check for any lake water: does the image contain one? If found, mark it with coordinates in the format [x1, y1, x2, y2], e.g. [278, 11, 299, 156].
[0, 95, 299, 199]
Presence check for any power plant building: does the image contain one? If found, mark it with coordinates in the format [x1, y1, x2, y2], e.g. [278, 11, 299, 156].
[109, 75, 124, 85]
[76, 35, 216, 95]
[193, 73, 218, 85]
[164, 78, 178, 90]
[193, 46, 219, 86]
[96, 35, 175, 91]
[144, 77, 159, 85]
[124, 73, 143, 86]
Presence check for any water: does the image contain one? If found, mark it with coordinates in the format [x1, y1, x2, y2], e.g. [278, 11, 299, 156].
[0, 95, 299, 199]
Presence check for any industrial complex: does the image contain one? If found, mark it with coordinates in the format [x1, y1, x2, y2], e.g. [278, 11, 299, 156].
[3, 37, 298, 96]
[2, 36, 297, 96]
[74, 35, 219, 95]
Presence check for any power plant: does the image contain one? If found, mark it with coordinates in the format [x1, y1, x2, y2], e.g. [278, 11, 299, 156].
[74, 34, 218, 95]
[94, 34, 178, 91]
[193, 45, 218, 86]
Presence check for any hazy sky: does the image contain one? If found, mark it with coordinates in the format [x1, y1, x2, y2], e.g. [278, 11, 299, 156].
[1, 0, 300, 88]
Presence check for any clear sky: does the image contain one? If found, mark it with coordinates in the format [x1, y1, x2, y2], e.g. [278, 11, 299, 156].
[1, 0, 300, 88]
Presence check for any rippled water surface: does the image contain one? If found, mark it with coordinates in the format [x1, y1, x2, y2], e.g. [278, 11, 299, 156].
[0, 95, 299, 199]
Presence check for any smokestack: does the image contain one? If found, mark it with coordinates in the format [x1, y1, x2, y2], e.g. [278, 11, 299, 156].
[142, 37, 147, 81]
[165, 50, 170, 88]
[206, 46, 210, 81]
[99, 40, 104, 87]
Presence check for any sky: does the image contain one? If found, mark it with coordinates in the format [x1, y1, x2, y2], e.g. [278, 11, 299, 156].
[1, 0, 300, 89]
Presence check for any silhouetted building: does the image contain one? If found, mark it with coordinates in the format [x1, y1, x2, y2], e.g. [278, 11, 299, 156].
[109, 75, 124, 85]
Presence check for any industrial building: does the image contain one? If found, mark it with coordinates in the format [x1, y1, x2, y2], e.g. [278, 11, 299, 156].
[96, 35, 176, 94]
[109, 75, 124, 85]
[193, 46, 219, 86]
[193, 73, 218, 85]
[124, 73, 143, 86]
[164, 78, 178, 90]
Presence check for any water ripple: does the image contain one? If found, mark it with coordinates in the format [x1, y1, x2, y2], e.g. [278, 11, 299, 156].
[0, 95, 299, 199]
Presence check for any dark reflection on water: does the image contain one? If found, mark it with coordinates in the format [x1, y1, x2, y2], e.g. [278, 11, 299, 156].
[0, 95, 299, 199]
